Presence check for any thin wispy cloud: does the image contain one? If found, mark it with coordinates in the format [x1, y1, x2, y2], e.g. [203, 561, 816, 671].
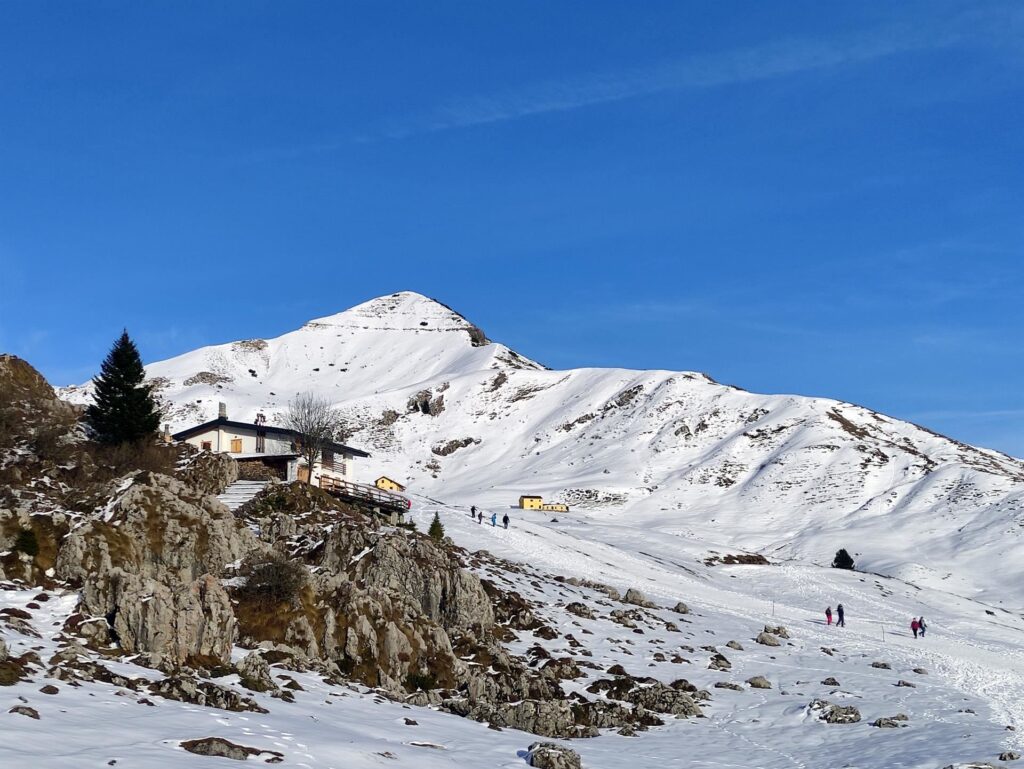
[232, 6, 1018, 162]
[379, 14, 998, 139]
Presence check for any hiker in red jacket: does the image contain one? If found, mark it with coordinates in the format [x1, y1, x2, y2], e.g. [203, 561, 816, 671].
[911, 618, 919, 639]
[825, 607, 833, 626]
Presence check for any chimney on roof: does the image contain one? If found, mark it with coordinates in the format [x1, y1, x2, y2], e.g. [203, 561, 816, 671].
[218, 402, 227, 419]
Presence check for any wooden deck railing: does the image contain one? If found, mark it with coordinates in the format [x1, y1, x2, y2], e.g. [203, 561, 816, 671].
[319, 476, 410, 514]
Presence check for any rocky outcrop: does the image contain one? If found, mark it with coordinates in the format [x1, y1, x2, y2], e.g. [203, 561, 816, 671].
[237, 651, 280, 694]
[337, 529, 495, 634]
[585, 675, 703, 718]
[872, 714, 909, 728]
[52, 471, 257, 666]
[229, 484, 508, 696]
[809, 699, 861, 724]
[746, 676, 772, 689]
[151, 676, 267, 713]
[623, 588, 656, 608]
[708, 653, 731, 671]
[565, 602, 594, 619]
[178, 450, 238, 496]
[714, 681, 743, 691]
[180, 737, 283, 762]
[57, 472, 256, 609]
[447, 698, 589, 738]
[755, 631, 780, 647]
[528, 742, 583, 769]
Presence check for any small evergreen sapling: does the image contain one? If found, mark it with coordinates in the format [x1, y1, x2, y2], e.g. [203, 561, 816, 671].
[85, 331, 161, 445]
[13, 528, 39, 557]
[428, 512, 445, 542]
[832, 548, 855, 570]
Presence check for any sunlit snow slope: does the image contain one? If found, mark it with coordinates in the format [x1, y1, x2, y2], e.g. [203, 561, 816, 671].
[62, 291, 1024, 606]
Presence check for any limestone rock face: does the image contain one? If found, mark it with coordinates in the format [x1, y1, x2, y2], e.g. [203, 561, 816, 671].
[0, 354, 78, 424]
[229, 500, 500, 696]
[53, 472, 257, 666]
[229, 504, 504, 692]
[322, 527, 495, 634]
[112, 573, 236, 666]
[57, 472, 257, 615]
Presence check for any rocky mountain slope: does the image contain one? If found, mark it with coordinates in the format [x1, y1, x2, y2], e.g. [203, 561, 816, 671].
[61, 291, 1024, 606]
[5, 356, 1024, 767]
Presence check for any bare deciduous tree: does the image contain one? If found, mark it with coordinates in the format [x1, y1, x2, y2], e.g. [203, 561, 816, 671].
[283, 392, 343, 485]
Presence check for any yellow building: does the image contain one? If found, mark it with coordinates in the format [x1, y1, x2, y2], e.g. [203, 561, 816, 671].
[519, 495, 543, 510]
[376, 476, 406, 492]
[541, 503, 569, 513]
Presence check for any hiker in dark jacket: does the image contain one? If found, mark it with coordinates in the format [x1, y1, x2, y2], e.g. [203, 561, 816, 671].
[836, 603, 845, 627]
[502, 513, 510, 529]
[477, 510, 483, 524]
[918, 617, 927, 637]
[470, 505, 477, 519]
[825, 607, 833, 626]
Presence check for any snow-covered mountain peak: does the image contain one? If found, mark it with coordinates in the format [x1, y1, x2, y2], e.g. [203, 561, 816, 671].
[308, 291, 482, 333]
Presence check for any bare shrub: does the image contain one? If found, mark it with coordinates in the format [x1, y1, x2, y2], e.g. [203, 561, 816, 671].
[283, 393, 343, 484]
[236, 554, 307, 609]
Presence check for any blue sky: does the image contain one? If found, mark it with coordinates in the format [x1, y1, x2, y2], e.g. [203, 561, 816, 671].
[1, 1, 1022, 455]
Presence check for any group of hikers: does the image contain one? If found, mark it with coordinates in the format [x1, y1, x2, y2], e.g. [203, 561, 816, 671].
[826, 604, 929, 638]
[824, 604, 846, 627]
[470, 505, 510, 529]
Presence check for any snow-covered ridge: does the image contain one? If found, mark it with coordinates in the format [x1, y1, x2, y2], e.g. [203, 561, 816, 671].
[60, 291, 1024, 606]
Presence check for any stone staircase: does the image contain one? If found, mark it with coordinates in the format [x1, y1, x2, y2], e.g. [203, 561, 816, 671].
[217, 480, 269, 511]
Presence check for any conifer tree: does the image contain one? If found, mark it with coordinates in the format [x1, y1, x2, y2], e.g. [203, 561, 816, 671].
[832, 548, 855, 570]
[85, 331, 161, 445]
[428, 512, 445, 542]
